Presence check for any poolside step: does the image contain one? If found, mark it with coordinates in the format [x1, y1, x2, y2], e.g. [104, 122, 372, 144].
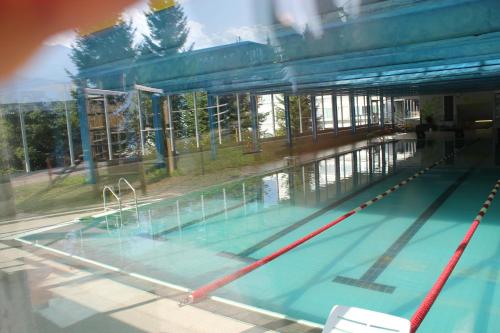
[322, 305, 410, 333]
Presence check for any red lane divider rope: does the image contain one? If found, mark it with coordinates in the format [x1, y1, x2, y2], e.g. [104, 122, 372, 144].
[410, 180, 500, 332]
[181, 152, 458, 306]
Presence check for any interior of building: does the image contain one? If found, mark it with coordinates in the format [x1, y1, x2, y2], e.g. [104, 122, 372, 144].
[2, 1, 500, 332]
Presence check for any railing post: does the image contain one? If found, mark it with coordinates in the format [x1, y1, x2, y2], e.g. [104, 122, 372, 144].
[103, 94, 113, 161]
[208, 94, 217, 159]
[63, 86, 75, 166]
[18, 103, 31, 173]
[284, 94, 292, 147]
[193, 92, 200, 149]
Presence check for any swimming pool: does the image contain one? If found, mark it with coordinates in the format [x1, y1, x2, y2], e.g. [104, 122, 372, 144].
[18, 139, 500, 332]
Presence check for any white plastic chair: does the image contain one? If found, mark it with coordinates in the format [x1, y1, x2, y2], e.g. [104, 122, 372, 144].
[322, 305, 411, 333]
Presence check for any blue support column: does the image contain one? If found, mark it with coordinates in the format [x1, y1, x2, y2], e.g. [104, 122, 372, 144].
[368, 146, 373, 181]
[166, 95, 177, 154]
[288, 168, 295, 205]
[391, 96, 395, 130]
[249, 94, 259, 152]
[335, 156, 341, 194]
[392, 141, 397, 171]
[284, 95, 292, 147]
[332, 93, 339, 136]
[76, 87, 96, 184]
[381, 143, 387, 175]
[349, 94, 356, 134]
[380, 94, 385, 128]
[352, 151, 358, 187]
[311, 95, 318, 142]
[314, 161, 320, 204]
[207, 94, 217, 159]
[367, 95, 372, 129]
[152, 93, 166, 167]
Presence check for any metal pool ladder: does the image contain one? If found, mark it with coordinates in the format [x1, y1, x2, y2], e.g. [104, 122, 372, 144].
[118, 177, 140, 222]
[102, 178, 139, 225]
[103, 186, 123, 225]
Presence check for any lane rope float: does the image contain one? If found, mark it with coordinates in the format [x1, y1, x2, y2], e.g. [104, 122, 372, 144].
[410, 179, 500, 332]
[181, 149, 463, 305]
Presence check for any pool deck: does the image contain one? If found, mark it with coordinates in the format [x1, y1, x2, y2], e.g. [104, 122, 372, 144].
[1, 234, 325, 333]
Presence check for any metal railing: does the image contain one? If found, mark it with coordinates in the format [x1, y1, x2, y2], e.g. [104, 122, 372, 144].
[102, 177, 139, 227]
[103, 186, 123, 226]
[118, 177, 139, 223]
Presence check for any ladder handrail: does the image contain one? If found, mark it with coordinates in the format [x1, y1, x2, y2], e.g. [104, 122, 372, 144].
[118, 177, 139, 223]
[103, 186, 123, 225]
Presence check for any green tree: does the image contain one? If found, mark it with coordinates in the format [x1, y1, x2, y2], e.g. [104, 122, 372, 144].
[141, 2, 190, 57]
[0, 109, 18, 173]
[289, 95, 312, 135]
[273, 94, 287, 137]
[71, 19, 136, 89]
[136, 3, 191, 84]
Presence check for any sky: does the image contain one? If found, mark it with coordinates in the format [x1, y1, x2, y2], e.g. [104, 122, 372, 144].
[43, 0, 332, 49]
[45, 0, 269, 50]
[0, 0, 267, 101]
[0, 0, 330, 102]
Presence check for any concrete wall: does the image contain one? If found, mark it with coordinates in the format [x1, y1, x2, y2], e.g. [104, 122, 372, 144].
[456, 92, 494, 125]
[419, 91, 496, 128]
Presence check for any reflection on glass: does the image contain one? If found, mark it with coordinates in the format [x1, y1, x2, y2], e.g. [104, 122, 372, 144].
[355, 96, 367, 127]
[336, 95, 351, 129]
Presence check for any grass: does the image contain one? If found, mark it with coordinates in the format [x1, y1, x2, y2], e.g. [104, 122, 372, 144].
[13, 174, 100, 215]
[6, 131, 371, 219]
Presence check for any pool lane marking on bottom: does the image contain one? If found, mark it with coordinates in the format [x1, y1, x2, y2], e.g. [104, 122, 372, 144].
[333, 166, 475, 293]
[218, 251, 257, 264]
[236, 168, 405, 258]
[410, 179, 500, 332]
[182, 151, 458, 305]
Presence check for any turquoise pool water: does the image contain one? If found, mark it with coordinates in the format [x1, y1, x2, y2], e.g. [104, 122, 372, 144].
[21, 139, 500, 332]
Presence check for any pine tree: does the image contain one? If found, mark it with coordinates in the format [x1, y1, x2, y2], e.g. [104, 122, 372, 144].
[273, 94, 287, 137]
[0, 109, 16, 173]
[289, 95, 312, 135]
[141, 2, 190, 57]
[71, 19, 136, 90]
[136, 2, 191, 84]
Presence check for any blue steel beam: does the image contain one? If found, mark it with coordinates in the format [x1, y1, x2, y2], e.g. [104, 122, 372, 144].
[284, 95, 292, 147]
[332, 93, 339, 136]
[391, 96, 395, 130]
[74, 1, 500, 98]
[350, 94, 356, 134]
[152, 93, 166, 167]
[380, 94, 385, 127]
[81, 1, 500, 91]
[311, 95, 318, 142]
[76, 87, 96, 184]
[367, 95, 372, 129]
[249, 94, 259, 152]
